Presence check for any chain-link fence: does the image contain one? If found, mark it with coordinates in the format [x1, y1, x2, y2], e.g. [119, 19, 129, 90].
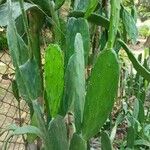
[0, 50, 29, 150]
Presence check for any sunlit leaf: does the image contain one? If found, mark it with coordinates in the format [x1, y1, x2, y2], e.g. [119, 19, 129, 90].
[44, 44, 64, 117]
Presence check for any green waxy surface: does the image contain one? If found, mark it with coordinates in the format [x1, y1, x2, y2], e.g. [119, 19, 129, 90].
[19, 58, 42, 101]
[63, 33, 85, 132]
[44, 44, 64, 117]
[73, 0, 89, 11]
[101, 131, 112, 150]
[48, 115, 69, 150]
[7, 4, 42, 103]
[82, 49, 119, 140]
[55, 0, 65, 10]
[121, 6, 138, 43]
[84, 0, 99, 18]
[69, 133, 87, 150]
[65, 17, 90, 66]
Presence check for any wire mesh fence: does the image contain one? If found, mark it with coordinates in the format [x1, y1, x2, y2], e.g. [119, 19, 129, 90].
[0, 50, 29, 150]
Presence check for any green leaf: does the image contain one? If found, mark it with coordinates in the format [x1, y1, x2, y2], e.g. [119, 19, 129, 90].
[59, 17, 67, 51]
[73, 33, 85, 133]
[69, 133, 87, 150]
[48, 115, 69, 150]
[29, 0, 51, 16]
[85, 0, 99, 18]
[44, 44, 64, 117]
[7, 2, 39, 103]
[82, 49, 119, 140]
[99, 31, 108, 51]
[101, 131, 112, 150]
[19, 58, 42, 101]
[55, 0, 65, 10]
[127, 126, 135, 148]
[69, 11, 110, 29]
[133, 99, 139, 120]
[13, 126, 42, 137]
[134, 139, 150, 147]
[65, 17, 90, 66]
[7, 20, 28, 67]
[144, 124, 150, 141]
[27, 113, 38, 142]
[49, 1, 61, 45]
[61, 55, 74, 115]
[107, 0, 121, 49]
[131, 5, 137, 22]
[32, 101, 52, 150]
[62, 33, 85, 132]
[65, 17, 80, 65]
[138, 100, 145, 123]
[0, 2, 35, 26]
[74, 0, 89, 11]
[110, 113, 124, 142]
[121, 6, 138, 43]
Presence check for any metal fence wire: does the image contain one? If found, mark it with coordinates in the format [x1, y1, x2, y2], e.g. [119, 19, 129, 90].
[0, 50, 29, 150]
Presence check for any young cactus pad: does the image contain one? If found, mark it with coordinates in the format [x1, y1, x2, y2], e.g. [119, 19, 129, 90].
[82, 49, 120, 140]
[44, 44, 64, 117]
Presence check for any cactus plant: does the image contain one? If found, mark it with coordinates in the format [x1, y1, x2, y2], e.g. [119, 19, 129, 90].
[1, 0, 150, 149]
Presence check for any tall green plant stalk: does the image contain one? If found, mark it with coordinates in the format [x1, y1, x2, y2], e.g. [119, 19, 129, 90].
[107, 0, 120, 49]
[28, 10, 44, 96]
[19, 0, 44, 98]
[28, 10, 43, 67]
[49, 1, 61, 45]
